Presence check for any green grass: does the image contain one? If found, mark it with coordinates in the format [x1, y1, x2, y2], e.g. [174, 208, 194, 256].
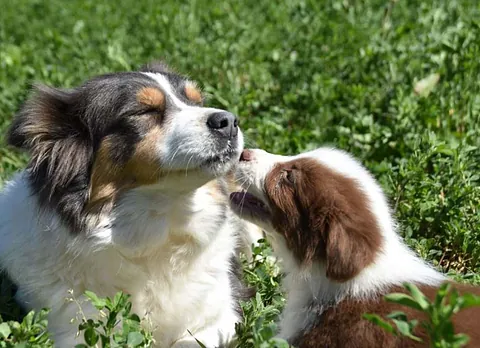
[1, 0, 480, 345]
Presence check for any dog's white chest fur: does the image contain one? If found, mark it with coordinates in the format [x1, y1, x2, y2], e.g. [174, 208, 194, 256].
[0, 173, 241, 347]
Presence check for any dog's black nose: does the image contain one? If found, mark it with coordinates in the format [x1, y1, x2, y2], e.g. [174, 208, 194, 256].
[207, 112, 238, 139]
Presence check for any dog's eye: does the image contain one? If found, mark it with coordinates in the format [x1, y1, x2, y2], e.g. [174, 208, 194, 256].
[128, 108, 161, 117]
[143, 105, 165, 115]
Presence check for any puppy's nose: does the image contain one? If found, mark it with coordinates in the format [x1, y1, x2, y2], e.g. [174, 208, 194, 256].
[240, 149, 254, 161]
[207, 112, 238, 139]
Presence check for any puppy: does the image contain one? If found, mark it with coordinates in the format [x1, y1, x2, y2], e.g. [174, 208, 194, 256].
[0, 62, 260, 347]
[229, 148, 480, 347]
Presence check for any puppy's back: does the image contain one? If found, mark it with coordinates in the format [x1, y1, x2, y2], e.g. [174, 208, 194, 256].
[295, 283, 480, 348]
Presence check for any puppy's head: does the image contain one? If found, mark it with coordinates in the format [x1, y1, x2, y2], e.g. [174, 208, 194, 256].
[230, 148, 383, 282]
[7, 62, 243, 231]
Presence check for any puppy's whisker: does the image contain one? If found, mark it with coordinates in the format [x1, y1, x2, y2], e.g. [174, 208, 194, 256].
[238, 182, 253, 215]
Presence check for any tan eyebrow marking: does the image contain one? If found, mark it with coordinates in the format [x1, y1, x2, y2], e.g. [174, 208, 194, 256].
[184, 81, 203, 104]
[137, 87, 165, 109]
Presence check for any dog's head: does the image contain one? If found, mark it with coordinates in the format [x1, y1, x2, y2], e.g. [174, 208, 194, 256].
[230, 148, 385, 282]
[7, 62, 243, 232]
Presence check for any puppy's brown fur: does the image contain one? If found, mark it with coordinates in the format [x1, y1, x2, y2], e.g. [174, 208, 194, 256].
[296, 283, 480, 348]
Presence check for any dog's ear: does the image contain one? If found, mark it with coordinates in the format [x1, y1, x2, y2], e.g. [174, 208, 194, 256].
[8, 84, 86, 148]
[293, 158, 383, 282]
[7, 84, 92, 199]
[324, 216, 378, 282]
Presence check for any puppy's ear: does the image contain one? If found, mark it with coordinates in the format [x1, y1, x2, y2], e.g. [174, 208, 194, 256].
[324, 216, 378, 282]
[296, 158, 383, 282]
[7, 84, 92, 199]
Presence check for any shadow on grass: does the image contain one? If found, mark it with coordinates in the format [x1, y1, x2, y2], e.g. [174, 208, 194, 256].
[0, 271, 25, 321]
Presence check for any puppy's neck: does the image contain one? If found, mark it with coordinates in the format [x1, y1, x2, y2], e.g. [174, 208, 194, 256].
[278, 230, 445, 300]
[274, 228, 445, 341]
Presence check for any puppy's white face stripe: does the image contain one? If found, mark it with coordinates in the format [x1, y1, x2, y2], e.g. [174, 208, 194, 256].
[236, 149, 286, 207]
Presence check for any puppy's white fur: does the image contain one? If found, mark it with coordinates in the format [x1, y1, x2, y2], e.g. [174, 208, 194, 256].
[0, 72, 260, 347]
[232, 148, 445, 342]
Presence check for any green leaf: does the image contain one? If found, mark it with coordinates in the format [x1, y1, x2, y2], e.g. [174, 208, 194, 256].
[106, 311, 119, 330]
[441, 321, 455, 338]
[386, 311, 408, 321]
[449, 287, 460, 309]
[458, 293, 480, 310]
[22, 310, 35, 331]
[261, 337, 290, 348]
[0, 323, 11, 339]
[127, 314, 141, 323]
[34, 308, 50, 330]
[260, 323, 275, 340]
[452, 333, 470, 347]
[113, 292, 123, 308]
[363, 313, 395, 334]
[434, 283, 451, 308]
[123, 301, 132, 317]
[84, 327, 99, 346]
[104, 297, 113, 311]
[391, 320, 422, 342]
[187, 330, 207, 348]
[85, 291, 107, 309]
[434, 144, 454, 156]
[100, 334, 110, 347]
[384, 293, 423, 311]
[127, 332, 144, 346]
[112, 291, 130, 312]
[403, 283, 430, 311]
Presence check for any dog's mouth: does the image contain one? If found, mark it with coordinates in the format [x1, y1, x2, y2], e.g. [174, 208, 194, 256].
[200, 146, 240, 173]
[229, 191, 272, 221]
[203, 149, 235, 166]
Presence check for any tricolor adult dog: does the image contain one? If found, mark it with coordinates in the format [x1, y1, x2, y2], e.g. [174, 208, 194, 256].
[230, 148, 480, 347]
[0, 63, 260, 347]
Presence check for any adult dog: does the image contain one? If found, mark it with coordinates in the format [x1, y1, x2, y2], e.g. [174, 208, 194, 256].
[0, 63, 259, 347]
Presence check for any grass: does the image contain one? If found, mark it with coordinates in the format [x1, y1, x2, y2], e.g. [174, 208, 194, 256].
[0, 0, 479, 345]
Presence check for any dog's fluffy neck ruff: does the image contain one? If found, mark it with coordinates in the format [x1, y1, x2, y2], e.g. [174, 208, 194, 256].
[87, 178, 218, 250]
[1, 172, 240, 346]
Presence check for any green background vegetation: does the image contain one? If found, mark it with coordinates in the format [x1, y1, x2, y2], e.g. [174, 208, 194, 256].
[0, 0, 479, 345]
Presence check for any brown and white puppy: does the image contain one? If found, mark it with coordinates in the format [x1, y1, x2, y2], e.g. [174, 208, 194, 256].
[229, 148, 480, 347]
[0, 62, 261, 347]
